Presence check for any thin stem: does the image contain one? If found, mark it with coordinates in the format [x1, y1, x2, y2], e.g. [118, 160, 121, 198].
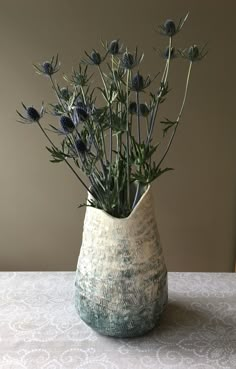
[98, 65, 109, 97]
[80, 86, 107, 183]
[98, 65, 113, 168]
[80, 87, 86, 104]
[126, 70, 130, 211]
[50, 76, 67, 114]
[136, 92, 141, 144]
[145, 117, 149, 136]
[132, 92, 141, 208]
[157, 61, 193, 169]
[132, 182, 140, 210]
[163, 37, 172, 85]
[37, 121, 92, 196]
[146, 37, 172, 146]
[116, 133, 121, 213]
[86, 119, 107, 180]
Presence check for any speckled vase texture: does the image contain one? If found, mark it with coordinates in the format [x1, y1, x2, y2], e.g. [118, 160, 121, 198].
[75, 186, 168, 338]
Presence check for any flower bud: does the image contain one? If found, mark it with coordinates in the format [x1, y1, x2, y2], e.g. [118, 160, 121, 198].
[60, 87, 70, 101]
[90, 51, 101, 65]
[164, 19, 176, 36]
[75, 139, 87, 154]
[75, 101, 89, 122]
[42, 62, 54, 76]
[122, 52, 134, 69]
[109, 40, 119, 55]
[139, 103, 149, 117]
[27, 107, 40, 121]
[132, 72, 144, 92]
[60, 116, 75, 133]
[129, 101, 137, 114]
[188, 45, 199, 61]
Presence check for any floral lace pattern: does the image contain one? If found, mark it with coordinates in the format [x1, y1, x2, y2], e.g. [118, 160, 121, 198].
[0, 272, 235, 368]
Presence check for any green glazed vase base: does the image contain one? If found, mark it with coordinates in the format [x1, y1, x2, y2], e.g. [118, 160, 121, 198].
[75, 280, 168, 338]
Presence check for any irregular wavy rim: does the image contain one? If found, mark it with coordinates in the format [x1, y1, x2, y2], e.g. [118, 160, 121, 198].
[86, 184, 151, 221]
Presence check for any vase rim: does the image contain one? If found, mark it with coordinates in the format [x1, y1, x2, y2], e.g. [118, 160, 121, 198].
[87, 184, 151, 221]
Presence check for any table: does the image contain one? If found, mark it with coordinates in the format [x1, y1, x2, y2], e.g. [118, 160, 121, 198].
[0, 272, 235, 369]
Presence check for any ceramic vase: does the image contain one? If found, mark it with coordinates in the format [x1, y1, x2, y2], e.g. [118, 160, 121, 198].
[75, 186, 168, 337]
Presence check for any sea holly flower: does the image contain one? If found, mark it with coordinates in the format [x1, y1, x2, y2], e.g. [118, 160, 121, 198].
[163, 46, 177, 59]
[90, 51, 101, 65]
[162, 20, 176, 37]
[59, 116, 75, 133]
[154, 46, 176, 59]
[17, 13, 206, 218]
[34, 55, 60, 76]
[82, 50, 106, 66]
[122, 52, 134, 69]
[159, 13, 189, 37]
[107, 39, 122, 55]
[121, 48, 144, 70]
[188, 45, 199, 61]
[66, 65, 91, 87]
[129, 101, 137, 115]
[75, 138, 87, 154]
[59, 87, 71, 101]
[179, 44, 208, 62]
[73, 101, 90, 124]
[17, 103, 44, 123]
[131, 72, 151, 92]
[139, 103, 150, 117]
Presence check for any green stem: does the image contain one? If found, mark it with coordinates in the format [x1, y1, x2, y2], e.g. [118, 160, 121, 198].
[145, 117, 149, 136]
[80, 86, 86, 104]
[126, 70, 130, 211]
[136, 92, 141, 144]
[116, 133, 121, 213]
[157, 61, 193, 169]
[98, 65, 113, 170]
[146, 36, 172, 146]
[50, 76, 67, 114]
[163, 37, 172, 85]
[132, 92, 141, 209]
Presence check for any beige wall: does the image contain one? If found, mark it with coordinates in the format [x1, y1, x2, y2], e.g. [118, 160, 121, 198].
[0, 0, 235, 271]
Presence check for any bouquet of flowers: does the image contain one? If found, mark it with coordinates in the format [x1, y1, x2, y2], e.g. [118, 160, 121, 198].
[17, 13, 206, 218]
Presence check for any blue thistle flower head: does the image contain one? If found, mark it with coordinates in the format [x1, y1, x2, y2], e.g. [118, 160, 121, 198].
[122, 52, 134, 69]
[75, 138, 87, 154]
[179, 44, 208, 62]
[42, 62, 54, 76]
[128, 101, 137, 114]
[132, 72, 144, 92]
[27, 107, 41, 121]
[164, 46, 175, 59]
[108, 40, 120, 55]
[121, 48, 144, 70]
[164, 19, 176, 36]
[139, 103, 150, 117]
[188, 45, 199, 61]
[90, 51, 101, 65]
[159, 14, 189, 37]
[60, 87, 70, 101]
[59, 116, 75, 133]
[82, 50, 106, 66]
[34, 55, 60, 77]
[17, 103, 44, 124]
[74, 101, 89, 123]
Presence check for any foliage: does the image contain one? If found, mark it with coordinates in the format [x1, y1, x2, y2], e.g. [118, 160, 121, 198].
[17, 14, 206, 218]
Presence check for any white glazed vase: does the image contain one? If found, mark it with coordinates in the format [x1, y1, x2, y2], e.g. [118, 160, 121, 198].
[75, 185, 168, 337]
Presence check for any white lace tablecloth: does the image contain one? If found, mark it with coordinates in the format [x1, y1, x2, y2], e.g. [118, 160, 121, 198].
[0, 272, 235, 369]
